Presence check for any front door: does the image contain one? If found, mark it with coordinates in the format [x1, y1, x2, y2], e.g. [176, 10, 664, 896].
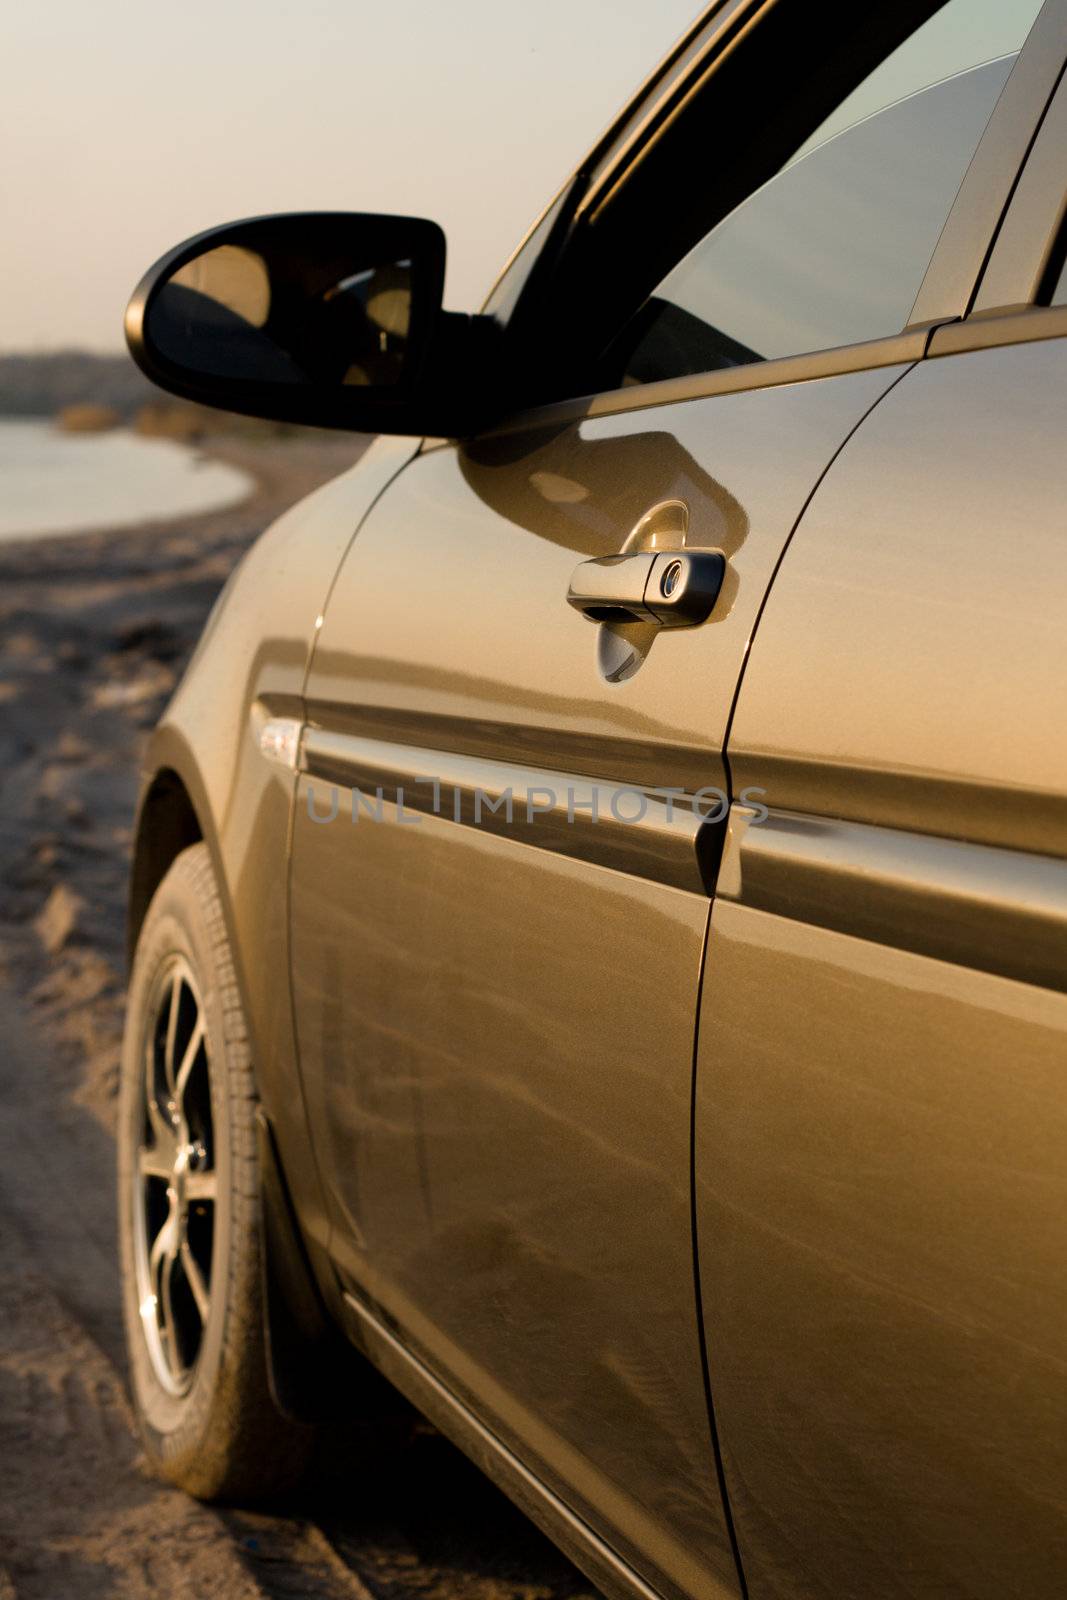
[290, 367, 905, 1599]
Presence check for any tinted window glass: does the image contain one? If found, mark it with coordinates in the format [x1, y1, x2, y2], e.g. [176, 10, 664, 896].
[1049, 241, 1067, 306]
[602, 0, 1048, 389]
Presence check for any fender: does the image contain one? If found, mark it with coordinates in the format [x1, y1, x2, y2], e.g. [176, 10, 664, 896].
[129, 434, 421, 1299]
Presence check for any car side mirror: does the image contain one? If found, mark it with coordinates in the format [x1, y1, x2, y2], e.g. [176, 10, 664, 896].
[125, 212, 489, 436]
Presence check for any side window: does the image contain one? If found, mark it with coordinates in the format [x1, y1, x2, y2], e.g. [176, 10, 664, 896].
[608, 0, 1043, 387]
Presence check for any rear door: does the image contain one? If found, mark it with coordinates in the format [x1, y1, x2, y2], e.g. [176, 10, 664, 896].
[696, 13, 1067, 1597]
[287, 6, 1040, 1596]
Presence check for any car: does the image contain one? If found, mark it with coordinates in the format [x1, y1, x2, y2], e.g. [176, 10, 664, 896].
[117, 2, 1067, 1596]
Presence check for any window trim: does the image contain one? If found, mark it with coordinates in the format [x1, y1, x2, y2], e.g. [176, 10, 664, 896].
[480, 0, 740, 324]
[481, 329, 930, 439]
[577, 0, 768, 225]
[927, 301, 1067, 356]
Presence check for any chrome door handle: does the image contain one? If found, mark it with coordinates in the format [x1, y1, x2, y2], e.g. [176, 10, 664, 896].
[566, 549, 725, 627]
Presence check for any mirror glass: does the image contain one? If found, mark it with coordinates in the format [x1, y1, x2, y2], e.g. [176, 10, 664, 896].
[145, 225, 421, 391]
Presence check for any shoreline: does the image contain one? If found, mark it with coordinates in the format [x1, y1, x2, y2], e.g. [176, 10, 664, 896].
[0, 428, 367, 573]
[0, 421, 358, 548]
[0, 428, 369, 1130]
[0, 419, 259, 545]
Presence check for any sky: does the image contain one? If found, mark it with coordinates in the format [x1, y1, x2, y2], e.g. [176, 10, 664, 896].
[1, 0, 700, 353]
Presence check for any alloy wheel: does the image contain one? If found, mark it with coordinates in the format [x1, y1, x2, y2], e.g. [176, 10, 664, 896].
[132, 954, 217, 1397]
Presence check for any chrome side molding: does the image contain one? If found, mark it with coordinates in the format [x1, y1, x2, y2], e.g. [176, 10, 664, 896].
[300, 727, 721, 895]
[718, 803, 1067, 992]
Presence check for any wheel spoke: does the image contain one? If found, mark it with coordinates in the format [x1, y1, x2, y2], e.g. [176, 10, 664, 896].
[138, 1144, 174, 1182]
[143, 1077, 178, 1172]
[180, 1241, 210, 1323]
[174, 1016, 205, 1119]
[148, 1208, 177, 1275]
[158, 1250, 180, 1377]
[149, 1212, 181, 1376]
[163, 969, 181, 1096]
[143, 1033, 173, 1139]
[184, 1169, 217, 1203]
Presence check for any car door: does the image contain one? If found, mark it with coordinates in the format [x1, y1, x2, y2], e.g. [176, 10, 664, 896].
[287, 5, 1043, 1597]
[696, 17, 1067, 1598]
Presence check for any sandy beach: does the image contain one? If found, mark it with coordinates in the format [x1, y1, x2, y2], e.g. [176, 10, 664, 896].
[0, 433, 595, 1600]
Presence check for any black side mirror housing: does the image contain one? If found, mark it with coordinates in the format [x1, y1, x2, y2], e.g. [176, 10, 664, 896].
[125, 212, 494, 437]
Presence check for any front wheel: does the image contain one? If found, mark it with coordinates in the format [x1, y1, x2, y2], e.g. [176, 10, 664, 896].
[118, 841, 311, 1499]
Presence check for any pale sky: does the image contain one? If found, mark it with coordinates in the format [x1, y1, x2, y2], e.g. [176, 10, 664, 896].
[0, 0, 700, 352]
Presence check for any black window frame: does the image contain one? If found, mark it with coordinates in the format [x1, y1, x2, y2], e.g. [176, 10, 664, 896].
[484, 0, 1066, 428]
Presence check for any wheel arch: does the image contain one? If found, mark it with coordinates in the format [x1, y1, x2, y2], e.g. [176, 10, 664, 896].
[127, 738, 352, 1421]
[127, 766, 203, 970]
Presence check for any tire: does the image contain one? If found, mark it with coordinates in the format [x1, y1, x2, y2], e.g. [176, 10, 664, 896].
[118, 841, 312, 1500]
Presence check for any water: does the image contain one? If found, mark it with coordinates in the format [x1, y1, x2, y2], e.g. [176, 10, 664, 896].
[0, 418, 254, 541]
